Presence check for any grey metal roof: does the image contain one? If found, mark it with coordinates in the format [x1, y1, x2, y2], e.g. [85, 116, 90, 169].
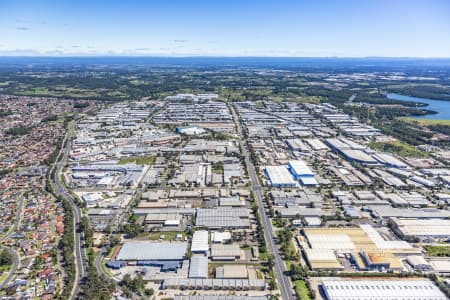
[116, 242, 187, 261]
[195, 208, 249, 228]
[188, 255, 208, 278]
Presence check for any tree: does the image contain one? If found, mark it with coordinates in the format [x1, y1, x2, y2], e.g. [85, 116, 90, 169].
[0, 250, 13, 266]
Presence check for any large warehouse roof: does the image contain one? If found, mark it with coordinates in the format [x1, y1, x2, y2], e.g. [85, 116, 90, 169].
[307, 233, 356, 250]
[392, 218, 450, 238]
[264, 165, 297, 187]
[188, 255, 208, 279]
[174, 297, 268, 300]
[289, 160, 314, 176]
[191, 230, 209, 253]
[211, 244, 243, 258]
[116, 241, 187, 261]
[196, 208, 249, 228]
[322, 279, 447, 300]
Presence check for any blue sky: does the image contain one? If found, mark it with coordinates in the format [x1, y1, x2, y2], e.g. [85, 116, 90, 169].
[0, 0, 449, 57]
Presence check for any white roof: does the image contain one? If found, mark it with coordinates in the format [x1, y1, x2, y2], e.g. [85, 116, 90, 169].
[360, 224, 412, 249]
[393, 218, 450, 237]
[211, 232, 231, 243]
[300, 177, 319, 186]
[304, 248, 338, 262]
[306, 234, 356, 250]
[265, 165, 297, 186]
[322, 279, 447, 300]
[289, 160, 314, 176]
[304, 217, 322, 226]
[406, 255, 430, 267]
[191, 230, 209, 253]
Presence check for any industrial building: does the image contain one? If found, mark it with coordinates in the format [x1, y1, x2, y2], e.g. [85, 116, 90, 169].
[173, 297, 268, 300]
[288, 160, 319, 186]
[210, 244, 244, 261]
[391, 218, 450, 241]
[191, 230, 209, 253]
[195, 207, 250, 229]
[162, 278, 265, 291]
[264, 165, 297, 187]
[116, 241, 187, 261]
[188, 255, 208, 279]
[321, 279, 447, 300]
[300, 225, 418, 271]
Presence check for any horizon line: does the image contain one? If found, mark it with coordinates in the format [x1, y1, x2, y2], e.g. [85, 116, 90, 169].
[1, 55, 450, 60]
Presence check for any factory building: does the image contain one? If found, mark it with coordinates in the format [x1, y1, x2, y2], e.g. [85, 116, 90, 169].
[264, 165, 297, 187]
[321, 279, 447, 300]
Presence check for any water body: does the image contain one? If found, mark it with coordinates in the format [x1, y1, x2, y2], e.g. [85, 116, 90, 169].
[387, 93, 450, 120]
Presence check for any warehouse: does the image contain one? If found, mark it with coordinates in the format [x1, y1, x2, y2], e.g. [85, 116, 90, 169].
[288, 160, 314, 178]
[285, 139, 310, 152]
[305, 138, 328, 151]
[188, 255, 208, 278]
[372, 153, 409, 169]
[406, 255, 431, 270]
[391, 218, 450, 241]
[340, 149, 378, 164]
[173, 296, 268, 300]
[195, 207, 250, 229]
[303, 248, 343, 270]
[211, 231, 231, 243]
[321, 279, 447, 300]
[163, 278, 265, 291]
[264, 165, 297, 187]
[116, 241, 187, 261]
[368, 206, 450, 219]
[210, 244, 244, 261]
[191, 230, 209, 253]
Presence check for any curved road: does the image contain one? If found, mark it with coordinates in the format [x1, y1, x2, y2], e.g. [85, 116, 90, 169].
[0, 192, 25, 290]
[230, 104, 294, 300]
[49, 121, 87, 299]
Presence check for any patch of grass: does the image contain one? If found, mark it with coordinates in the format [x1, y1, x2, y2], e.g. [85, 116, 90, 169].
[145, 231, 183, 241]
[369, 140, 427, 158]
[118, 156, 156, 165]
[293, 280, 311, 300]
[400, 117, 450, 126]
[424, 245, 450, 257]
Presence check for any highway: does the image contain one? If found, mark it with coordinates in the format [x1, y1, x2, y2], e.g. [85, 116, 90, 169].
[230, 104, 294, 300]
[49, 121, 87, 299]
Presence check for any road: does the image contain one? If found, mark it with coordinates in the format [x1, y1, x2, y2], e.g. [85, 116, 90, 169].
[0, 246, 20, 290]
[0, 192, 25, 289]
[49, 121, 87, 299]
[230, 103, 294, 300]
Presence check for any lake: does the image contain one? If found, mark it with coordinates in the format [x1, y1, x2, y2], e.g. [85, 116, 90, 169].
[387, 93, 450, 120]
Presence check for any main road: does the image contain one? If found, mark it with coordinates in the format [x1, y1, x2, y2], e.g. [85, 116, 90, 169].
[49, 121, 87, 299]
[230, 103, 294, 300]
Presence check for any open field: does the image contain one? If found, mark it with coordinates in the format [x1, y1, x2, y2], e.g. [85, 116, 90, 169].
[399, 117, 450, 126]
[369, 140, 428, 158]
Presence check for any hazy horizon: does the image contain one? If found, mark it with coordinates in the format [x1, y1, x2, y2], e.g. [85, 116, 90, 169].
[1, 0, 450, 57]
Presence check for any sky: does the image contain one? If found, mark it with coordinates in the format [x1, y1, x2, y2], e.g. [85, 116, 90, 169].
[0, 0, 450, 57]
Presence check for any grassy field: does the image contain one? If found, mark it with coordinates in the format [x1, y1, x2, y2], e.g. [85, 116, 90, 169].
[118, 156, 156, 165]
[424, 245, 450, 257]
[400, 117, 450, 126]
[143, 231, 184, 241]
[369, 140, 427, 158]
[293, 280, 311, 300]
